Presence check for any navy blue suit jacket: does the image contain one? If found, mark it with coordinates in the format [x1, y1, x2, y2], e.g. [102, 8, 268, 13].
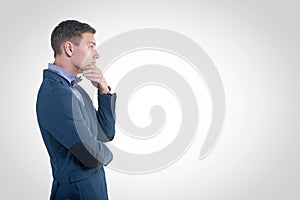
[36, 69, 116, 200]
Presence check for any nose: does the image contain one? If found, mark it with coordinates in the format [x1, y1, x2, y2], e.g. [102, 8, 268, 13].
[93, 49, 100, 59]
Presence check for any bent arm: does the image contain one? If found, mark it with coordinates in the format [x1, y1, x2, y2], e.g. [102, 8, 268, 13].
[44, 90, 113, 168]
[96, 91, 117, 142]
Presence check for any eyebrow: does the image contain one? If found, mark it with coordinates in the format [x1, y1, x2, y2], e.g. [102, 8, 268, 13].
[89, 42, 96, 46]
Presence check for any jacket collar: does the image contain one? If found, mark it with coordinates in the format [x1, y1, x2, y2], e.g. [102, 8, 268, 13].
[43, 64, 82, 87]
[43, 69, 72, 87]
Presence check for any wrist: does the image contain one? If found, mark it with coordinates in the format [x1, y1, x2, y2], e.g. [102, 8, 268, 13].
[98, 85, 111, 94]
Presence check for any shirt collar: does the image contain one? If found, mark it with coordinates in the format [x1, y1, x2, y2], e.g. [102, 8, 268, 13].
[48, 63, 82, 86]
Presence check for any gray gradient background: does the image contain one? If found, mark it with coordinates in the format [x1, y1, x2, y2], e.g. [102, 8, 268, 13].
[0, 0, 299, 199]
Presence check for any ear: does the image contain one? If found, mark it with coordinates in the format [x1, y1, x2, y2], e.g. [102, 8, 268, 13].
[63, 41, 74, 57]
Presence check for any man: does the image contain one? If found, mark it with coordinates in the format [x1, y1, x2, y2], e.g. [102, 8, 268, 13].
[36, 20, 116, 200]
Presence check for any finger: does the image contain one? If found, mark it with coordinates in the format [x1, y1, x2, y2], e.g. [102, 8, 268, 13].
[84, 72, 104, 79]
[84, 73, 102, 80]
[85, 75, 100, 82]
[83, 68, 100, 73]
[83, 70, 102, 77]
[87, 65, 102, 71]
[85, 64, 97, 69]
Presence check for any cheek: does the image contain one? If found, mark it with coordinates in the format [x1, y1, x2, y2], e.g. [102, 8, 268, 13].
[72, 49, 90, 66]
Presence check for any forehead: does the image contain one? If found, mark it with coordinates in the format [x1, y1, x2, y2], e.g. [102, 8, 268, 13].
[80, 32, 96, 44]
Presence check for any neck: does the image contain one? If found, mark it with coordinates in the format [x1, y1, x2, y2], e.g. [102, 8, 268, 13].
[54, 56, 78, 77]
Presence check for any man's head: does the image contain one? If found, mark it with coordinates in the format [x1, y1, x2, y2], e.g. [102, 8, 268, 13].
[51, 20, 96, 57]
[51, 20, 99, 73]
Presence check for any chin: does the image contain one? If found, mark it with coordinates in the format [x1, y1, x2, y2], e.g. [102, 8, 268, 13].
[76, 66, 85, 72]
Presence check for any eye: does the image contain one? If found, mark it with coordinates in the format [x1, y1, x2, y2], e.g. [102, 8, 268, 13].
[89, 44, 95, 49]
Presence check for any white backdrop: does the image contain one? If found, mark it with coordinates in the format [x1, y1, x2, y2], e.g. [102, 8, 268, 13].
[0, 0, 299, 199]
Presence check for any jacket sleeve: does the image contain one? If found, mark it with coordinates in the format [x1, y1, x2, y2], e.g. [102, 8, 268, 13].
[44, 89, 113, 168]
[95, 91, 117, 142]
